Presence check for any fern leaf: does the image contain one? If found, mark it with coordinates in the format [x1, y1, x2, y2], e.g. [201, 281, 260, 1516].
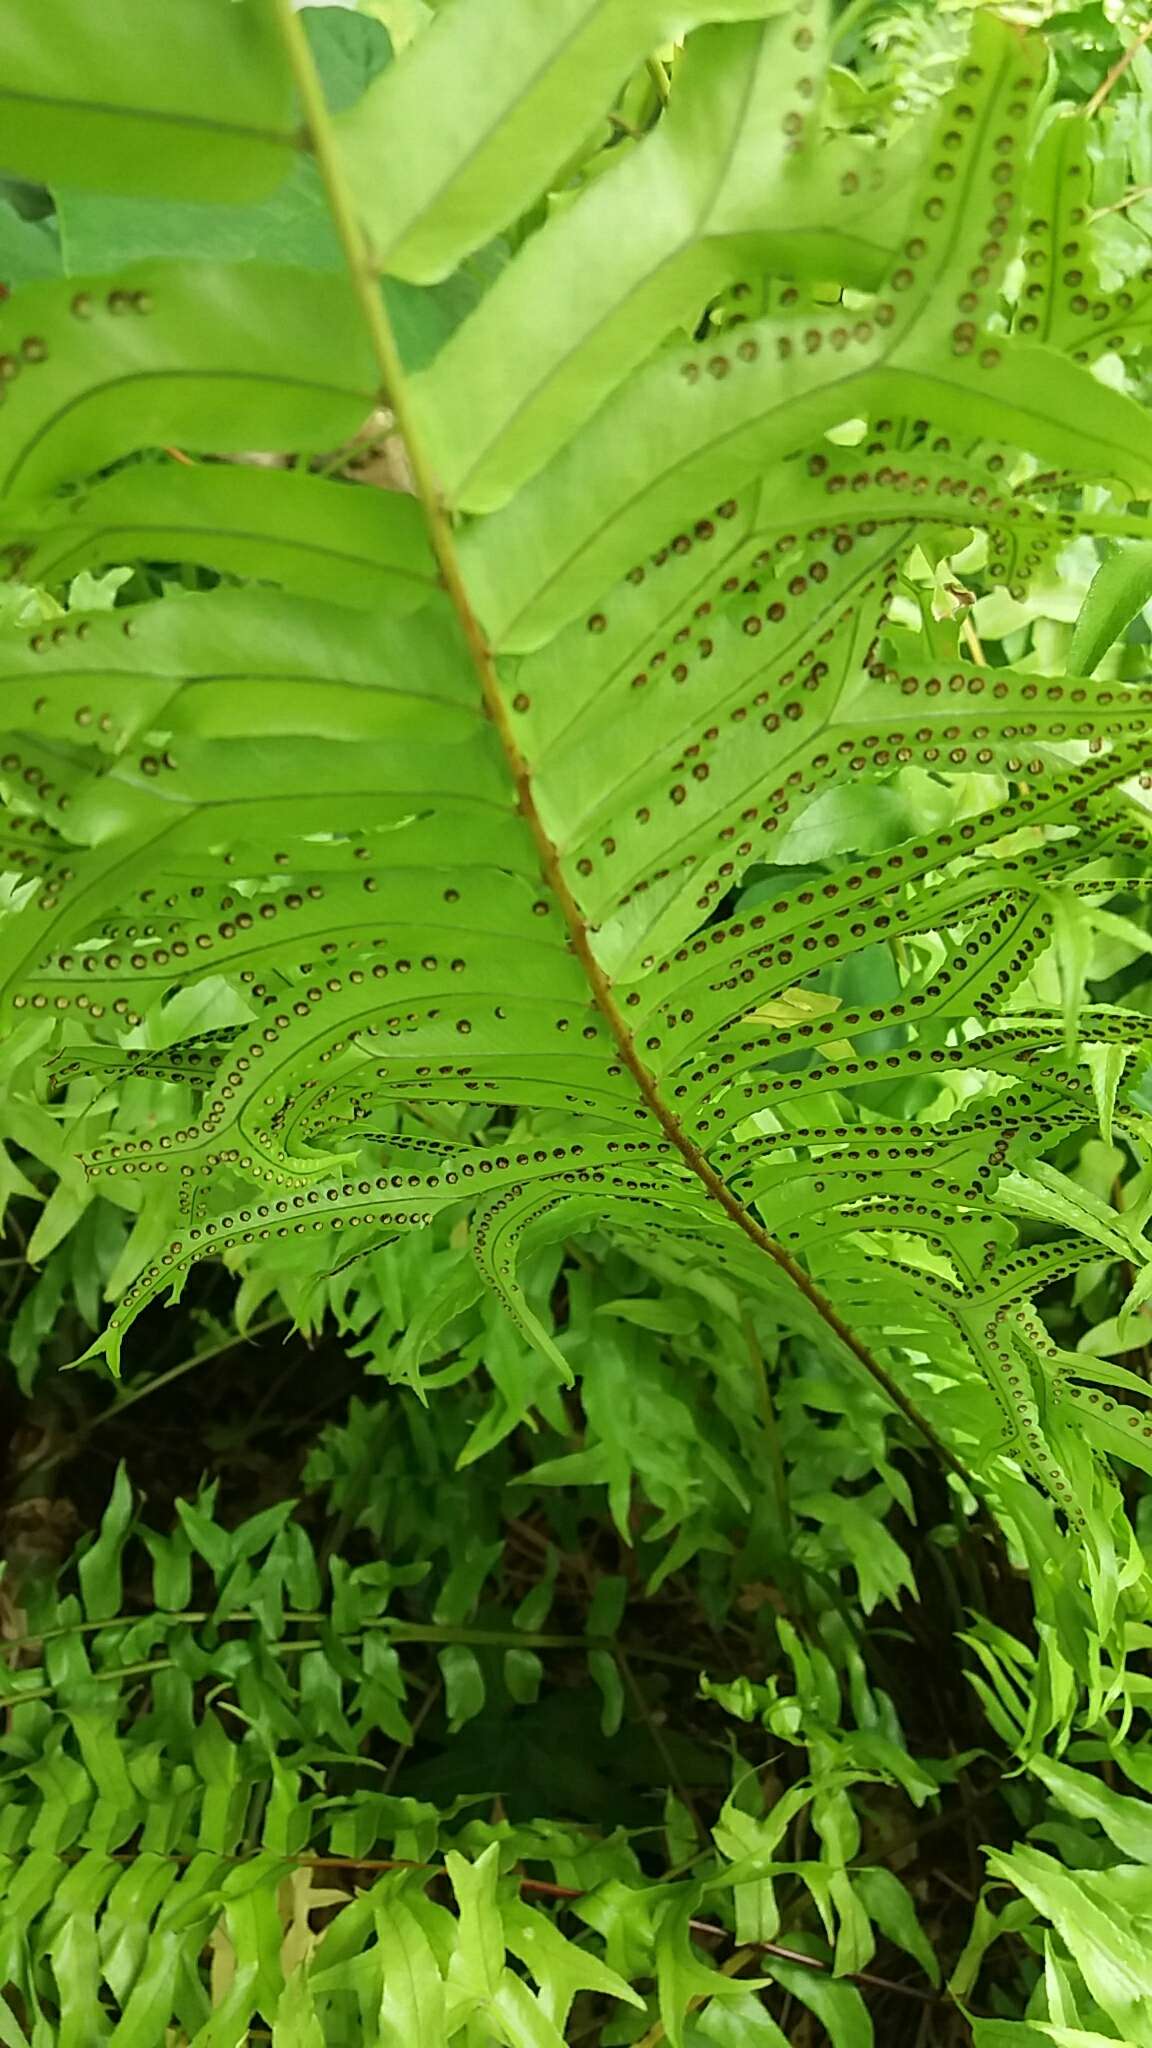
[410, 12, 918, 511]
[2, 0, 1152, 1534]
[1, 0, 296, 202]
[0, 267, 373, 504]
[7, 465, 438, 615]
[333, 0, 795, 282]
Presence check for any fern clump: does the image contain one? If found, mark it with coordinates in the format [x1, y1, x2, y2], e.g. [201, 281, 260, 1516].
[3, 0, 1152, 2040]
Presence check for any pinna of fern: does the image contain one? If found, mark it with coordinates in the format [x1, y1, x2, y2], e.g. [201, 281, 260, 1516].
[1, 0, 1152, 1589]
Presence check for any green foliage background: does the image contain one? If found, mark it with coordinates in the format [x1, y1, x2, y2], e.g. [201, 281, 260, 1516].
[3, 0, 1152, 2041]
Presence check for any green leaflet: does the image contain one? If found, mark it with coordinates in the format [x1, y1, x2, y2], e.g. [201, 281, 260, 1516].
[76, 1461, 134, 1623]
[0, 0, 296, 203]
[490, 1969, 568, 2048]
[447, 1844, 504, 2002]
[45, 9, 509, 378]
[699, 1995, 790, 2045]
[334, 0, 795, 282]
[1029, 1757, 1152, 1863]
[410, 9, 921, 510]
[0, 2001, 31, 2048]
[274, 1965, 327, 2048]
[850, 1866, 939, 1986]
[0, 264, 374, 504]
[6, 464, 438, 615]
[1020, 109, 1152, 364]
[0, 203, 61, 288]
[455, 21, 1152, 648]
[502, 1901, 644, 2027]
[986, 1846, 1152, 2047]
[763, 1960, 873, 2047]
[49, 9, 393, 275]
[1068, 543, 1152, 676]
[375, 1895, 446, 2046]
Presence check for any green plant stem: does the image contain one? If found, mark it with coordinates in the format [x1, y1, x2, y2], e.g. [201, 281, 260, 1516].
[271, 0, 983, 1506]
[1091, 181, 1152, 222]
[645, 56, 670, 107]
[0, 1609, 702, 1692]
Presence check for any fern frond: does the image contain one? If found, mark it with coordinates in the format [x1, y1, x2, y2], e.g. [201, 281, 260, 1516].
[2, 0, 1152, 1534]
[6, 464, 438, 614]
[0, 267, 373, 503]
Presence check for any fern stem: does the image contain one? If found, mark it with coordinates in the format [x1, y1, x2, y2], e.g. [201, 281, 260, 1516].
[0, 1612, 701, 1682]
[272, 0, 979, 1497]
